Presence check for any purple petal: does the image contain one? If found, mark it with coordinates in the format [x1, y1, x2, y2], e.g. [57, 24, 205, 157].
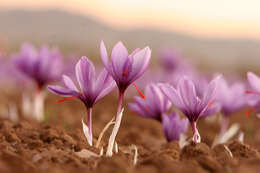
[95, 69, 116, 103]
[159, 83, 185, 111]
[111, 41, 129, 77]
[63, 75, 79, 92]
[75, 56, 95, 95]
[200, 102, 221, 118]
[201, 75, 221, 108]
[47, 85, 78, 97]
[162, 112, 189, 141]
[128, 102, 147, 118]
[100, 40, 110, 70]
[178, 77, 199, 112]
[248, 72, 260, 92]
[128, 47, 151, 83]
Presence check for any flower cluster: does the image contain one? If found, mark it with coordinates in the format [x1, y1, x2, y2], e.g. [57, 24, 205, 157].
[3, 40, 260, 157]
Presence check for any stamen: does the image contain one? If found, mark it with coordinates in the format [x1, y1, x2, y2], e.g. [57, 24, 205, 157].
[133, 83, 145, 99]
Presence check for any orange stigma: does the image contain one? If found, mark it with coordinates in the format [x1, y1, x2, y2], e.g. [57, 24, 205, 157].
[245, 107, 254, 117]
[56, 94, 82, 103]
[133, 82, 145, 99]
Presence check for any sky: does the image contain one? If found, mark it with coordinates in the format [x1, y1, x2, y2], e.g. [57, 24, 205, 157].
[1, 0, 260, 39]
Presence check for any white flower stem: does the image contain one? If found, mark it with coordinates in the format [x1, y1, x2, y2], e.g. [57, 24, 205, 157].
[191, 121, 201, 143]
[106, 92, 125, 157]
[95, 117, 115, 148]
[34, 89, 45, 121]
[22, 93, 32, 117]
[87, 107, 93, 146]
[220, 115, 229, 137]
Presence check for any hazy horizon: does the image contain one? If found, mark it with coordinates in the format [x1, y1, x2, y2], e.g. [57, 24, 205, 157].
[1, 0, 260, 39]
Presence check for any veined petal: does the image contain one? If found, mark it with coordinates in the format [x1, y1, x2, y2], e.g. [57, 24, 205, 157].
[178, 77, 198, 112]
[200, 102, 221, 118]
[133, 96, 155, 118]
[162, 112, 189, 141]
[128, 103, 147, 118]
[75, 56, 95, 95]
[100, 40, 110, 70]
[63, 75, 79, 92]
[47, 85, 78, 97]
[159, 83, 185, 111]
[128, 47, 151, 83]
[248, 72, 260, 92]
[201, 75, 221, 108]
[95, 69, 112, 92]
[111, 41, 129, 77]
[149, 83, 167, 113]
[95, 78, 116, 103]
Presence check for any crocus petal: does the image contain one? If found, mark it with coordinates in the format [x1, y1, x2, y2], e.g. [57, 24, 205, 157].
[128, 47, 151, 83]
[147, 83, 170, 113]
[200, 102, 221, 118]
[76, 56, 95, 95]
[162, 112, 189, 141]
[111, 41, 129, 77]
[248, 72, 260, 92]
[95, 78, 116, 103]
[63, 75, 79, 92]
[128, 103, 146, 118]
[159, 83, 185, 111]
[95, 69, 112, 93]
[201, 75, 221, 108]
[47, 85, 78, 97]
[178, 77, 199, 112]
[100, 40, 110, 70]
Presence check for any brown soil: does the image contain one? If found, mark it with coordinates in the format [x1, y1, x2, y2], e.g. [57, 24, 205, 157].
[1, 91, 260, 173]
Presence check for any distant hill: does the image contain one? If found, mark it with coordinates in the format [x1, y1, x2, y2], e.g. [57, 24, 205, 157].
[0, 8, 260, 70]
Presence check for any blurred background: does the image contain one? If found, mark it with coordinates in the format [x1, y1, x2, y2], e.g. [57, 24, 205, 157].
[0, 0, 260, 72]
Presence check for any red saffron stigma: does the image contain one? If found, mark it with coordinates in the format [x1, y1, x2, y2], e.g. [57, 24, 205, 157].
[133, 82, 145, 99]
[245, 107, 254, 117]
[245, 90, 260, 95]
[122, 67, 128, 76]
[56, 94, 82, 103]
[208, 101, 215, 107]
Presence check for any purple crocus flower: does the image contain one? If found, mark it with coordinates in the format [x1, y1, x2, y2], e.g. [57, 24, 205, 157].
[13, 43, 63, 89]
[100, 40, 151, 156]
[128, 83, 171, 121]
[162, 112, 189, 141]
[216, 77, 246, 135]
[159, 75, 221, 143]
[193, 75, 221, 118]
[100, 41, 151, 92]
[48, 56, 115, 146]
[246, 72, 260, 112]
[12, 43, 63, 121]
[158, 48, 181, 72]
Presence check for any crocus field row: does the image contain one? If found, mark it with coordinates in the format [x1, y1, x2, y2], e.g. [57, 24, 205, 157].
[0, 41, 260, 156]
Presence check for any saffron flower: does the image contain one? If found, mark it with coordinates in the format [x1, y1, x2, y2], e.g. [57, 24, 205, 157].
[159, 75, 221, 143]
[216, 77, 246, 135]
[193, 75, 221, 118]
[159, 48, 181, 72]
[48, 56, 115, 146]
[246, 72, 260, 112]
[13, 43, 63, 121]
[128, 83, 171, 121]
[100, 40, 151, 156]
[13, 43, 63, 88]
[162, 112, 189, 141]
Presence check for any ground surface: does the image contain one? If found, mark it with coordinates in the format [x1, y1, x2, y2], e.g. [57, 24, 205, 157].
[1, 90, 260, 173]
